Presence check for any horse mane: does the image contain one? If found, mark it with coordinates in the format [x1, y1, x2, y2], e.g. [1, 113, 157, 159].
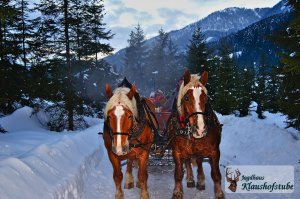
[118, 77, 132, 88]
[104, 87, 138, 119]
[177, 74, 207, 115]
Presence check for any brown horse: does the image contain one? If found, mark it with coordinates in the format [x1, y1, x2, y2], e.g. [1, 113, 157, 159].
[166, 70, 224, 199]
[103, 83, 157, 199]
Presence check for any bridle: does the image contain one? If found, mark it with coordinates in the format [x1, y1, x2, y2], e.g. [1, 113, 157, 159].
[177, 94, 208, 137]
[104, 98, 158, 150]
[105, 114, 136, 140]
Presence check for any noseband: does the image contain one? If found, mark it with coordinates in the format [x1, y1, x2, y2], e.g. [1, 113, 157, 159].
[105, 116, 140, 142]
[104, 99, 155, 149]
[177, 96, 207, 137]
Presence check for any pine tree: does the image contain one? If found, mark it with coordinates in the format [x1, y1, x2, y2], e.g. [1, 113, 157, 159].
[14, 0, 32, 68]
[255, 53, 268, 119]
[213, 39, 237, 115]
[274, 0, 300, 129]
[0, 0, 30, 114]
[30, 0, 113, 130]
[0, 0, 23, 63]
[124, 24, 146, 86]
[236, 67, 255, 117]
[265, 66, 282, 113]
[187, 27, 209, 74]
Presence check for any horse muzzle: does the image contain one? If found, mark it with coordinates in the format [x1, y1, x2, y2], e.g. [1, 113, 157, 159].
[112, 142, 130, 156]
[191, 125, 207, 138]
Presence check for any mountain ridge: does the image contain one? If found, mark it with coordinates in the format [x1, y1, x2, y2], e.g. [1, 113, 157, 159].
[105, 0, 289, 71]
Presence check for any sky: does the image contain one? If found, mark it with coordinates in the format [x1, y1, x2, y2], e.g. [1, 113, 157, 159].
[103, 0, 281, 53]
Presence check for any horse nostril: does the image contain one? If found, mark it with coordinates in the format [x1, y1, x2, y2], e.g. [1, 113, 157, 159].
[122, 144, 129, 153]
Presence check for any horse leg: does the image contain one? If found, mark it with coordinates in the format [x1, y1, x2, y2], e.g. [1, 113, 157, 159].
[172, 151, 184, 199]
[210, 151, 225, 199]
[108, 152, 124, 199]
[185, 158, 195, 188]
[137, 153, 150, 199]
[124, 159, 134, 189]
[196, 158, 205, 190]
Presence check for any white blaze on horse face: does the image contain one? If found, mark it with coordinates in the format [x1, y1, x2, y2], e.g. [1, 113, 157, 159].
[192, 87, 205, 132]
[114, 105, 124, 154]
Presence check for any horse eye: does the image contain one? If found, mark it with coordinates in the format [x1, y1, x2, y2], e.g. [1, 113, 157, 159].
[185, 96, 189, 101]
[128, 115, 132, 119]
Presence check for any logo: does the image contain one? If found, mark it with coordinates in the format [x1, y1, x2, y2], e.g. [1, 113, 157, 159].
[225, 166, 294, 193]
[225, 167, 241, 192]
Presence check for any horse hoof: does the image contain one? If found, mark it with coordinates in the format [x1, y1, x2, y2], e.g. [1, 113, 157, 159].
[215, 191, 225, 199]
[172, 191, 183, 199]
[136, 181, 141, 188]
[115, 192, 124, 199]
[196, 183, 205, 190]
[187, 180, 195, 188]
[124, 182, 134, 189]
[140, 191, 149, 199]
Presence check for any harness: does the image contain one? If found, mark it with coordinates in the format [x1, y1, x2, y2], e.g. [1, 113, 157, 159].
[162, 97, 222, 149]
[178, 111, 208, 137]
[177, 94, 208, 137]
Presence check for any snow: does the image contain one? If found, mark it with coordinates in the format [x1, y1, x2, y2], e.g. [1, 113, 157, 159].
[0, 106, 299, 199]
[205, 37, 214, 42]
[0, 107, 102, 199]
[229, 51, 242, 58]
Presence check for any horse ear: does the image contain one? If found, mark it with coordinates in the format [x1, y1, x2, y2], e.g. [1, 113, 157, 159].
[183, 70, 191, 86]
[105, 84, 113, 99]
[200, 71, 208, 86]
[127, 84, 136, 100]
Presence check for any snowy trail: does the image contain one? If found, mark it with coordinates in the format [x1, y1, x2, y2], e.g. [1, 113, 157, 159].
[81, 137, 215, 199]
[81, 113, 300, 199]
[0, 107, 299, 199]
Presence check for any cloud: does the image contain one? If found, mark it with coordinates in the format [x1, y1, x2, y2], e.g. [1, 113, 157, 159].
[103, 0, 280, 52]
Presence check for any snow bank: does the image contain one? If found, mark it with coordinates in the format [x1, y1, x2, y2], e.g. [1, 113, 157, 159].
[1, 106, 299, 199]
[0, 106, 48, 132]
[0, 107, 104, 199]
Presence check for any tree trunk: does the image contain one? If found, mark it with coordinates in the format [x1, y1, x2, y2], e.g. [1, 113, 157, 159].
[0, 20, 3, 61]
[21, 0, 27, 68]
[64, 0, 74, 130]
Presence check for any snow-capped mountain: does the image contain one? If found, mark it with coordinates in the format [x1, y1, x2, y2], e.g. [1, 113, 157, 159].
[166, 7, 270, 49]
[211, 12, 291, 68]
[105, 0, 290, 70]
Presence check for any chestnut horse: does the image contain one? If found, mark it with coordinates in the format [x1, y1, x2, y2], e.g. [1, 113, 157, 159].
[166, 70, 224, 199]
[103, 83, 157, 199]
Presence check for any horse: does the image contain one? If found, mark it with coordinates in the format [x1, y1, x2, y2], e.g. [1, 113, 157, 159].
[103, 82, 157, 199]
[166, 70, 224, 199]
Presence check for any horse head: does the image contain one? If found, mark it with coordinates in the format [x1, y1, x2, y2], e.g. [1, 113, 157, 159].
[177, 70, 208, 138]
[105, 83, 138, 155]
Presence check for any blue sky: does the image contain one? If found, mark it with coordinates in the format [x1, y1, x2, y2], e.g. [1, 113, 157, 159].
[103, 0, 280, 52]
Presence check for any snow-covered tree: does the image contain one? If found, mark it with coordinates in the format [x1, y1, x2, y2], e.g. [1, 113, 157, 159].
[255, 53, 268, 119]
[236, 67, 255, 117]
[213, 40, 238, 115]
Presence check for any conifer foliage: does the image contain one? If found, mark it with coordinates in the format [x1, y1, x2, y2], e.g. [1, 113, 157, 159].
[0, 0, 115, 131]
[276, 0, 300, 129]
[187, 27, 209, 74]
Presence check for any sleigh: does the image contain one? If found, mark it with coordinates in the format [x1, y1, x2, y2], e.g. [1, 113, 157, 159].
[148, 106, 174, 166]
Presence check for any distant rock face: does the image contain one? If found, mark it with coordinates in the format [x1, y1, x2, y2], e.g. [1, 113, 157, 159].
[105, 0, 289, 70]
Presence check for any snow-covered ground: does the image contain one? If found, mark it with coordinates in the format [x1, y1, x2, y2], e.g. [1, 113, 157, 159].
[0, 106, 299, 199]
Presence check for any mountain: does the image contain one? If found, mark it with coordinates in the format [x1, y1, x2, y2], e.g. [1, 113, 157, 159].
[211, 12, 291, 68]
[105, 0, 290, 71]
